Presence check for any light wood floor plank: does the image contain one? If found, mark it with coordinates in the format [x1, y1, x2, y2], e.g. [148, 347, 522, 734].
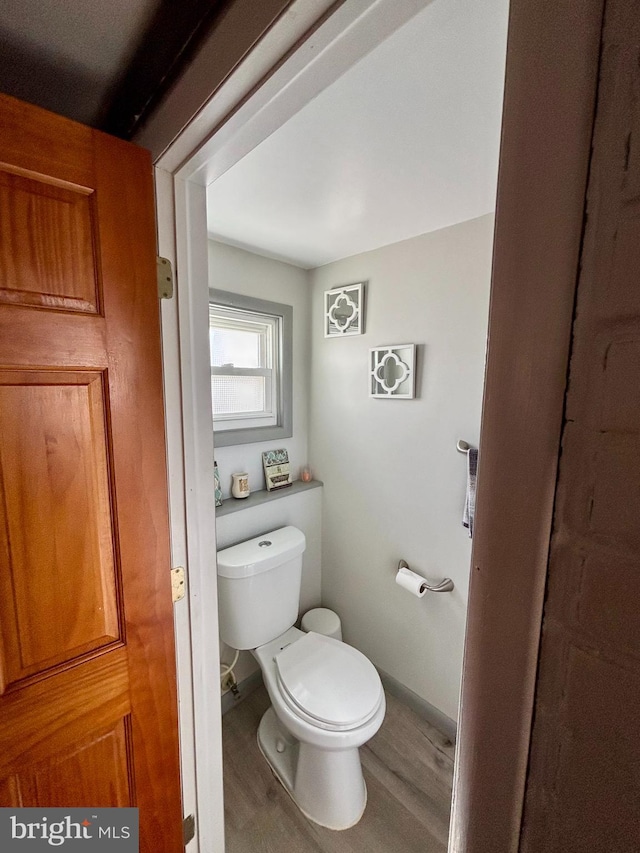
[222, 685, 453, 852]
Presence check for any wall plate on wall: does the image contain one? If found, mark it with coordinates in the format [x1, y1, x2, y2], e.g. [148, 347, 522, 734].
[324, 282, 365, 337]
[370, 344, 416, 398]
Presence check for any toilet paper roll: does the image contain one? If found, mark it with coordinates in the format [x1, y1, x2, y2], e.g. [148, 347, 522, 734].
[395, 566, 427, 598]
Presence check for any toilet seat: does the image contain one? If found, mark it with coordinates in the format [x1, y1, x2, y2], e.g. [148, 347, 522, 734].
[274, 632, 383, 732]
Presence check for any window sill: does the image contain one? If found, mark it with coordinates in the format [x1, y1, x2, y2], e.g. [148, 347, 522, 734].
[216, 478, 323, 518]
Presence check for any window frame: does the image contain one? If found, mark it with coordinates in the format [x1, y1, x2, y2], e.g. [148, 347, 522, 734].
[210, 305, 278, 429]
[208, 288, 293, 447]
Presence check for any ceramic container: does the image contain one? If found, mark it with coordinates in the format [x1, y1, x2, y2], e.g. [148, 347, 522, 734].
[231, 472, 250, 499]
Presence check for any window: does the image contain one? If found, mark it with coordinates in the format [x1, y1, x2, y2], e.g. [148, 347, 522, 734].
[208, 289, 292, 446]
[210, 306, 278, 428]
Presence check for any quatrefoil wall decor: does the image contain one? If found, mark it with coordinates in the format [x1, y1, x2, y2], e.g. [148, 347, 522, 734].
[370, 344, 416, 398]
[324, 283, 365, 337]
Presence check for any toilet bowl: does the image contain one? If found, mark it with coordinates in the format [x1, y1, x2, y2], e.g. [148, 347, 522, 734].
[253, 627, 385, 829]
[216, 526, 386, 830]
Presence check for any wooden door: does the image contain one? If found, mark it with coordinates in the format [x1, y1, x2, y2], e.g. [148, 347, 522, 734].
[0, 93, 183, 851]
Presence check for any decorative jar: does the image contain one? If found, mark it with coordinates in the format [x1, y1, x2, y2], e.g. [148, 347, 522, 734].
[231, 472, 250, 499]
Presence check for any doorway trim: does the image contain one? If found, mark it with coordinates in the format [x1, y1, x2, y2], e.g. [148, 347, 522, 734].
[450, 2, 604, 849]
[152, 2, 440, 850]
[148, 0, 605, 850]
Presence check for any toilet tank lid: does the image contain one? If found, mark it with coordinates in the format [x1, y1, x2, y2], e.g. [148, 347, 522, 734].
[217, 526, 306, 578]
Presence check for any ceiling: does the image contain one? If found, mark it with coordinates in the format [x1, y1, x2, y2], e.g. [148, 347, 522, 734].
[0, 0, 230, 136]
[206, 0, 509, 269]
[0, 0, 508, 252]
[0, 0, 160, 125]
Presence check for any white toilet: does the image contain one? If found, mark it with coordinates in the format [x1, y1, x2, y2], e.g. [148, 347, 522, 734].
[217, 526, 386, 830]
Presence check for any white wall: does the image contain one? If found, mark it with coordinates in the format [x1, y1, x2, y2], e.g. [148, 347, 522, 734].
[308, 214, 494, 721]
[208, 239, 311, 497]
[208, 239, 321, 690]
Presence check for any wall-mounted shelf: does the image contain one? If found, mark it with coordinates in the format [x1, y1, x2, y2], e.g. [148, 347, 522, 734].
[216, 478, 323, 518]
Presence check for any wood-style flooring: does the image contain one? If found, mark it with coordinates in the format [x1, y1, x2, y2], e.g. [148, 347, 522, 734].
[222, 685, 454, 853]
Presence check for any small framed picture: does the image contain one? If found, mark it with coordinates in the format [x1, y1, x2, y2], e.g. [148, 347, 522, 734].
[262, 448, 292, 491]
[370, 344, 416, 399]
[324, 282, 365, 337]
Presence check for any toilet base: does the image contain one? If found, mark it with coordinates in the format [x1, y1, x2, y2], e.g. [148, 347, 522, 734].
[257, 707, 367, 830]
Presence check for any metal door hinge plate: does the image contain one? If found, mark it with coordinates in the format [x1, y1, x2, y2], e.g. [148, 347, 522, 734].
[183, 813, 196, 845]
[157, 256, 173, 299]
[171, 567, 185, 603]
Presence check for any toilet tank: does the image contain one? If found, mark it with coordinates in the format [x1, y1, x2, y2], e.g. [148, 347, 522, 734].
[217, 526, 306, 650]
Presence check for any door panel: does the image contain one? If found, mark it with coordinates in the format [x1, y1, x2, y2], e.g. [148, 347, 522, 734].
[0, 170, 99, 313]
[29, 719, 132, 807]
[0, 93, 183, 851]
[0, 371, 120, 689]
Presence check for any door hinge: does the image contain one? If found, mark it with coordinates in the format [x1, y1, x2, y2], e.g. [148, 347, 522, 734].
[171, 567, 186, 603]
[157, 256, 174, 299]
[183, 813, 196, 846]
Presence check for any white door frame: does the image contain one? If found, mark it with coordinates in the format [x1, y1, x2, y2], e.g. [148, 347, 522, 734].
[150, 0, 602, 850]
[152, 2, 439, 850]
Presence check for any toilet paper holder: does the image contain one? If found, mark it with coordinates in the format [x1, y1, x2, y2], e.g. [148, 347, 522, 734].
[397, 560, 455, 593]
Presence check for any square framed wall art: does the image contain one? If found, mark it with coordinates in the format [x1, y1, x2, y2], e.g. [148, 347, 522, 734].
[324, 282, 365, 337]
[369, 344, 416, 399]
